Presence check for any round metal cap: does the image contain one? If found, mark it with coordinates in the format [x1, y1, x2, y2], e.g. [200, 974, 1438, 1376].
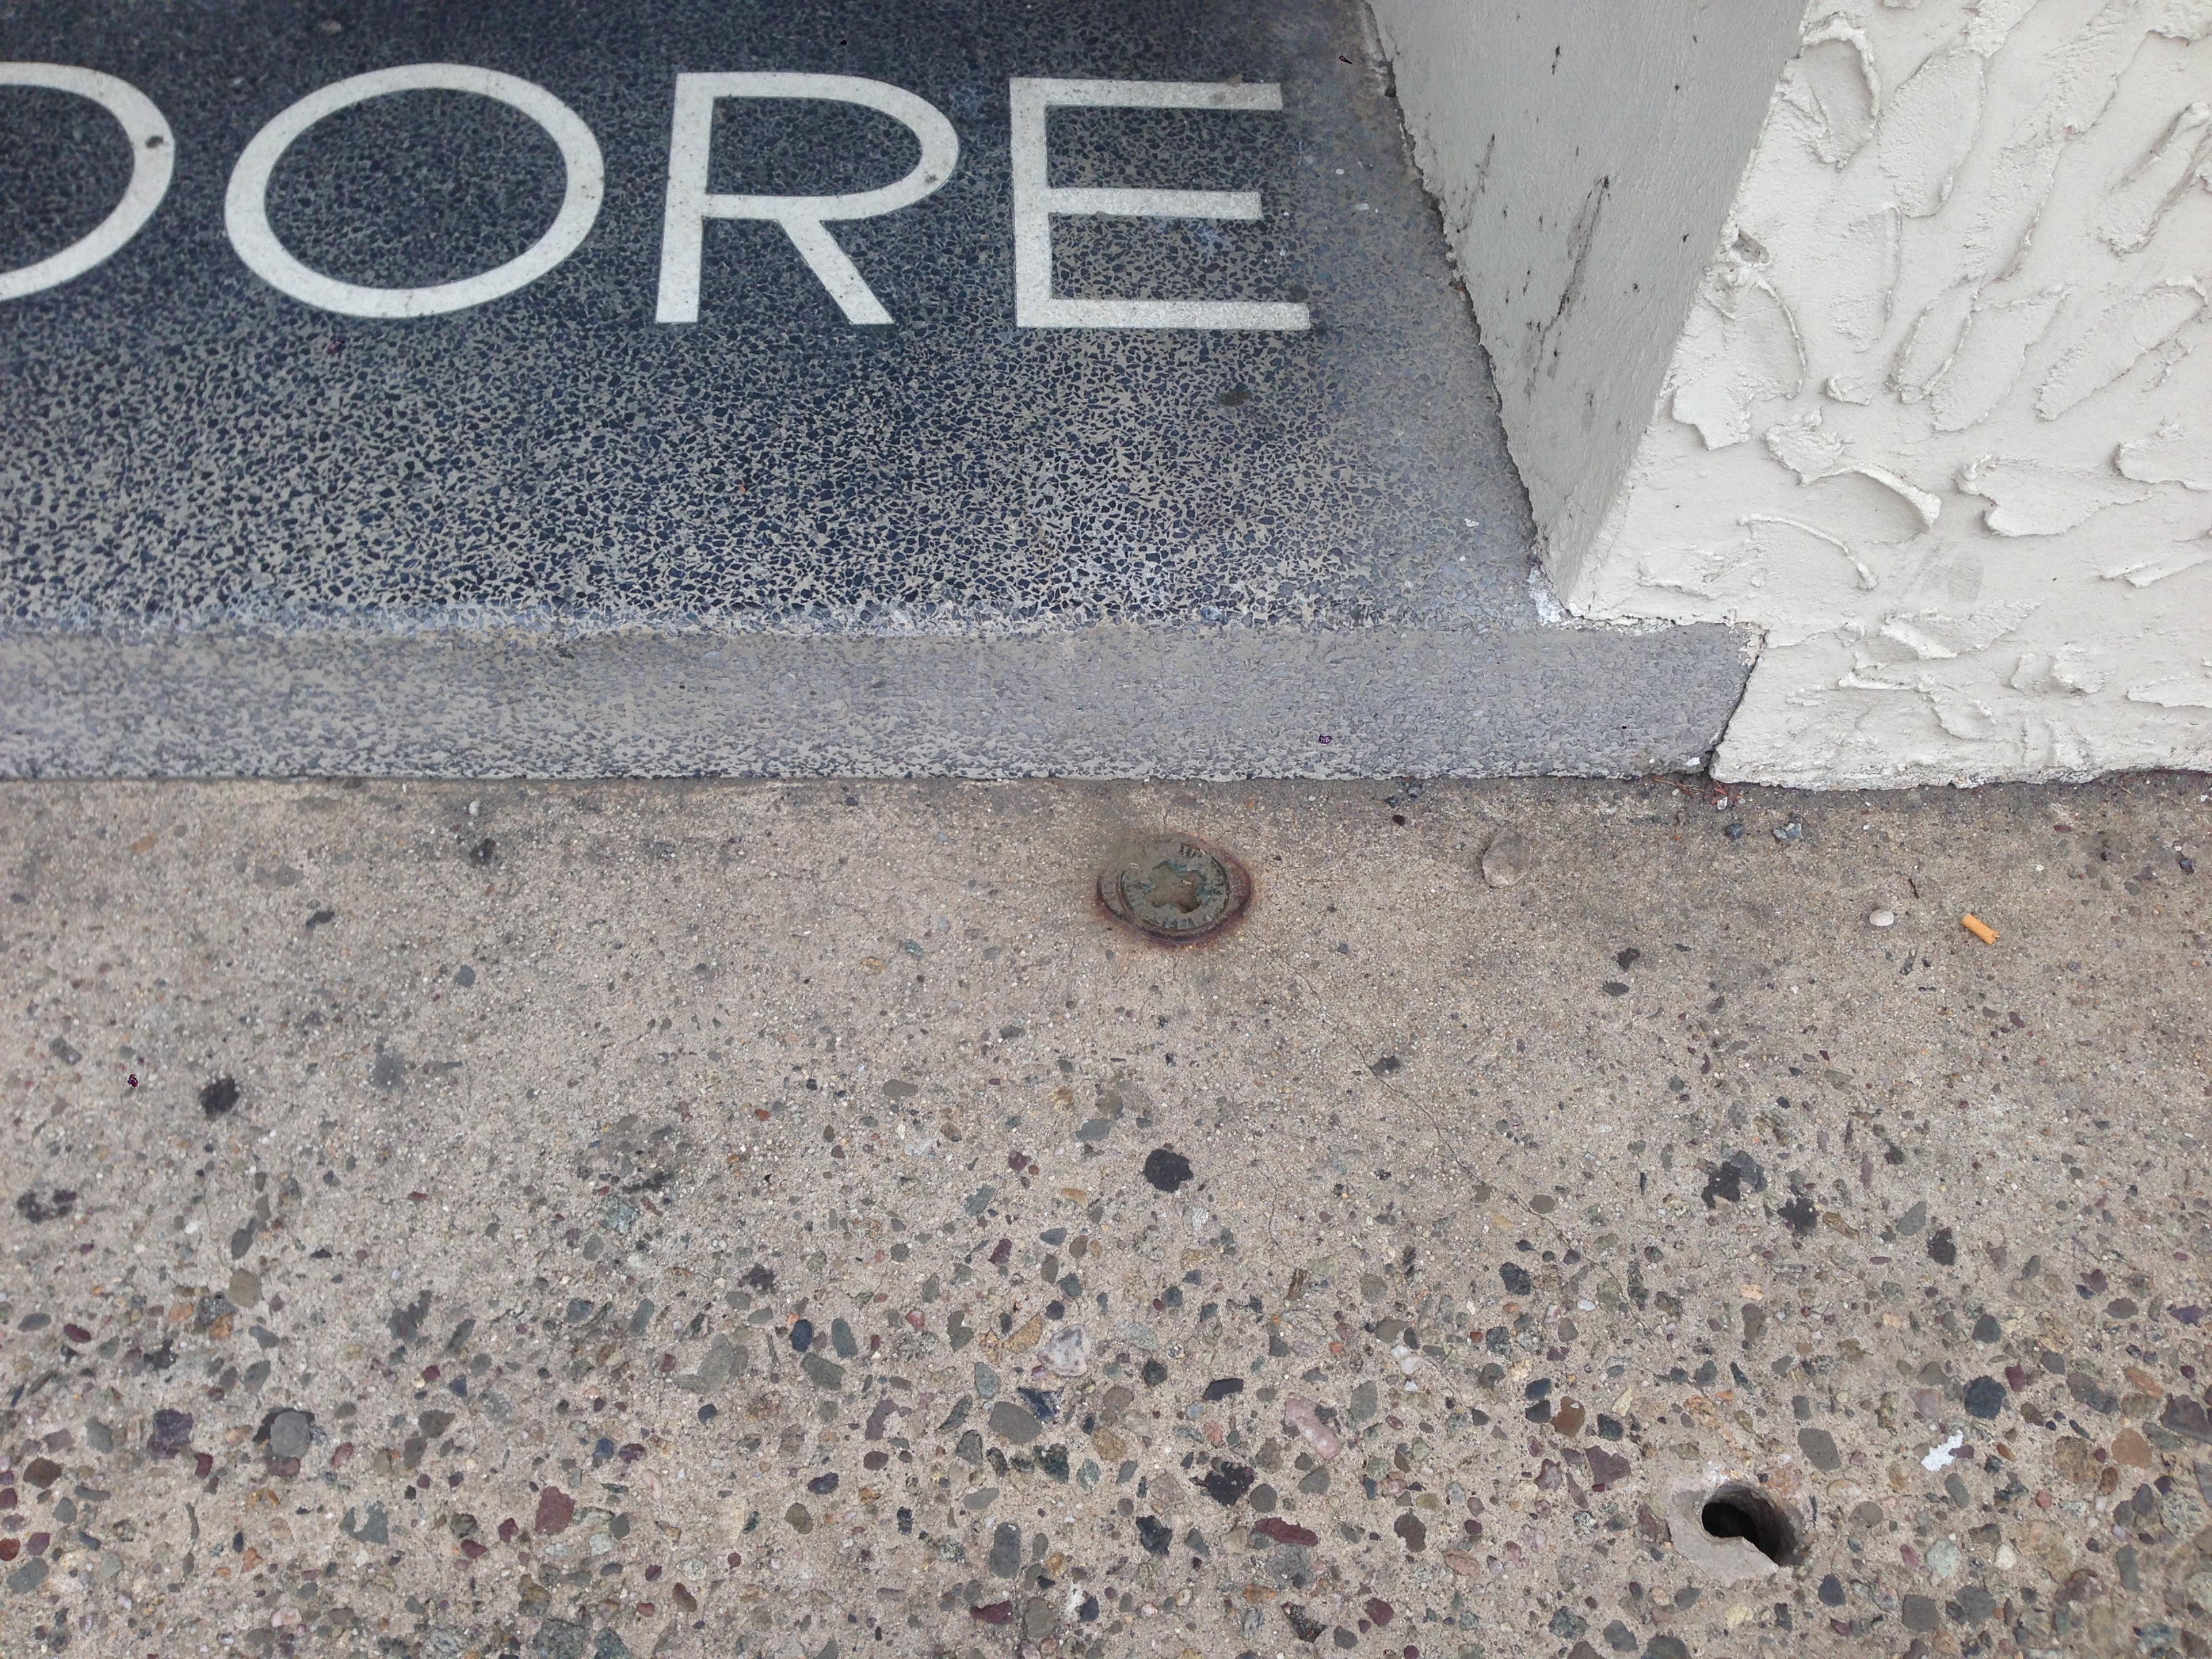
[1099, 836, 1252, 943]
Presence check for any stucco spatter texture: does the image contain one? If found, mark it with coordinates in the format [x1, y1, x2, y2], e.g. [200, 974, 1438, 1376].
[1572, 0, 2212, 787]
[1366, 0, 1806, 591]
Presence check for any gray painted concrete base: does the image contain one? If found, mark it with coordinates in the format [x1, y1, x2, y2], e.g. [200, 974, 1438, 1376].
[1, 621, 1751, 779]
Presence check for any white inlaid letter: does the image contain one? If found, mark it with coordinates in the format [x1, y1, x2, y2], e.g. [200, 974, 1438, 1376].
[225, 64, 604, 319]
[655, 73, 958, 325]
[0, 64, 173, 303]
[1008, 79, 1309, 331]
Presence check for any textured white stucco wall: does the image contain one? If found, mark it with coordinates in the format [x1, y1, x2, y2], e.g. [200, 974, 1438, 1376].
[1570, 0, 2212, 785]
[1366, 0, 1805, 583]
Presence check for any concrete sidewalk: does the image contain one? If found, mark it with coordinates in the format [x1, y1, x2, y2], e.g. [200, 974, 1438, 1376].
[1, 773, 2208, 1659]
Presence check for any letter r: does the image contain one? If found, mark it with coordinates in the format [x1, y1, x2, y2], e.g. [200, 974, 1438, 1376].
[655, 73, 960, 325]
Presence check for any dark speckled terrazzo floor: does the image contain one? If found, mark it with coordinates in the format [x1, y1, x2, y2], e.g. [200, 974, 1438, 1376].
[0, 0, 1750, 777]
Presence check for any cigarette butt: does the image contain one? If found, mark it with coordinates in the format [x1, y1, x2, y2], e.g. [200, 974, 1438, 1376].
[1961, 914, 1998, 944]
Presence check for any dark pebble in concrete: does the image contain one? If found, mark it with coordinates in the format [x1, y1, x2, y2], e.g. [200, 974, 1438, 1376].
[1143, 1147, 1193, 1193]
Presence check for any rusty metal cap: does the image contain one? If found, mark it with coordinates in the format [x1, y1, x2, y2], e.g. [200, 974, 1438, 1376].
[1099, 835, 1252, 943]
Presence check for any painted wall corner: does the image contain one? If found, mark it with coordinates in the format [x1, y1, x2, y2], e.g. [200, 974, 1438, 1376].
[1570, 0, 2212, 786]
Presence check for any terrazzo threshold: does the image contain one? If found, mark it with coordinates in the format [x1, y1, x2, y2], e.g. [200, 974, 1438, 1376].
[1, 0, 1746, 779]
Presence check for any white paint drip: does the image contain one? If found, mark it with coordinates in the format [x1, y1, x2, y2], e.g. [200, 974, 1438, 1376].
[1921, 1432, 1965, 1471]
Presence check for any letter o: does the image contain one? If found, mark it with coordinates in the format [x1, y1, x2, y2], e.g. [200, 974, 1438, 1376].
[224, 63, 603, 318]
[0, 64, 175, 303]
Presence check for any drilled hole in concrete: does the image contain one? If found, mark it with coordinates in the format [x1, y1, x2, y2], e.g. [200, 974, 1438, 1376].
[1700, 1483, 1801, 1566]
